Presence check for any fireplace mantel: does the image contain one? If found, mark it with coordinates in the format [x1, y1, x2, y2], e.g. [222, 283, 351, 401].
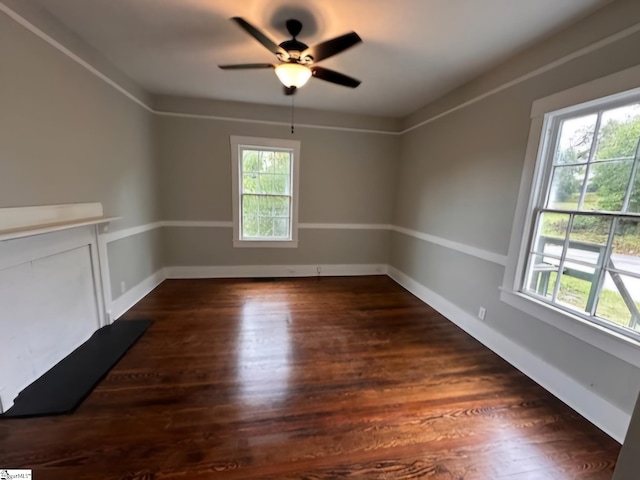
[0, 202, 117, 413]
[0, 203, 119, 241]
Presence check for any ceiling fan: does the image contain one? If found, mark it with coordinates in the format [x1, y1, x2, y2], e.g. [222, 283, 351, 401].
[219, 17, 362, 96]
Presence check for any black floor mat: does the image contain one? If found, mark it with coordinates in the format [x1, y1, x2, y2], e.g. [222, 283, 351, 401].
[1, 319, 152, 418]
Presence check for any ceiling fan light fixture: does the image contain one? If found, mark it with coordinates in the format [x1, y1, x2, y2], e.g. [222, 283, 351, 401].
[274, 63, 312, 88]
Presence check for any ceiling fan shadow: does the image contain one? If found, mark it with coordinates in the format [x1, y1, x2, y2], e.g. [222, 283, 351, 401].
[266, 4, 322, 40]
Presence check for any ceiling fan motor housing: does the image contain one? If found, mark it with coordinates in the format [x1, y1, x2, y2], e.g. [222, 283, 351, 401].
[279, 40, 311, 62]
[279, 19, 312, 62]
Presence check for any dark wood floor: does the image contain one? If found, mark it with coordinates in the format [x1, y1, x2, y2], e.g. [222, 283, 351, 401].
[0, 276, 620, 479]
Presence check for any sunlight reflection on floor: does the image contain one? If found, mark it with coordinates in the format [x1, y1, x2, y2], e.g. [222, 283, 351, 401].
[237, 299, 293, 408]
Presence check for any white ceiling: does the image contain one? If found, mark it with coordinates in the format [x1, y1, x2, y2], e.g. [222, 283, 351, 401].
[29, 0, 612, 117]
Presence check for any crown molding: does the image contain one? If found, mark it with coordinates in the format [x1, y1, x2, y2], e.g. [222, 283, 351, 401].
[4, 1, 640, 136]
[153, 110, 402, 135]
[402, 20, 640, 134]
[1, 2, 400, 135]
[0, 0, 153, 111]
[153, 96, 402, 134]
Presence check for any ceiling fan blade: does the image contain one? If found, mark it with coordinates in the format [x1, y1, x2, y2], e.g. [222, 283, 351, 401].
[284, 86, 297, 96]
[219, 63, 274, 70]
[302, 32, 361, 62]
[311, 66, 361, 88]
[231, 17, 288, 57]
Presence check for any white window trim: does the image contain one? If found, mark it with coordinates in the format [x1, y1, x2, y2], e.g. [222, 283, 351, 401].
[230, 135, 300, 248]
[501, 64, 640, 369]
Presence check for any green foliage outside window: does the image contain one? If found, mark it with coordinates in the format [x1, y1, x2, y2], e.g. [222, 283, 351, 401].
[241, 149, 292, 239]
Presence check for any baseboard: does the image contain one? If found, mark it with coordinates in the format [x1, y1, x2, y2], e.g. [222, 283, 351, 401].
[387, 266, 630, 443]
[107, 264, 385, 319]
[165, 264, 388, 279]
[109, 269, 167, 321]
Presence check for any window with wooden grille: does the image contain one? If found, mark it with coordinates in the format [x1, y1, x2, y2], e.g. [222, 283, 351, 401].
[230, 136, 300, 248]
[522, 99, 640, 338]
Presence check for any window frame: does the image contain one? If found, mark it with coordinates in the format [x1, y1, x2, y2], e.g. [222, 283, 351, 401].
[230, 136, 300, 248]
[501, 64, 640, 368]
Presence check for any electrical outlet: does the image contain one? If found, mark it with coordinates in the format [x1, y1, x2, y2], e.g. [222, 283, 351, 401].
[120, 281, 126, 294]
[478, 307, 486, 320]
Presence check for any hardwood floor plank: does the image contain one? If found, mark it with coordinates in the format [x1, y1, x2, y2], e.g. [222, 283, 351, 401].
[0, 277, 620, 479]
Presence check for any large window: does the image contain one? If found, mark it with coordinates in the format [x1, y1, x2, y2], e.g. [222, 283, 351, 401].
[230, 136, 300, 248]
[520, 96, 640, 340]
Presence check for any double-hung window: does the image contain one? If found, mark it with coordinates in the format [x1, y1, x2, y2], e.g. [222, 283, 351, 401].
[504, 72, 640, 349]
[230, 136, 300, 248]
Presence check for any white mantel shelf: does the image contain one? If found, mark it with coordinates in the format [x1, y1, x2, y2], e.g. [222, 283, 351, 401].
[0, 216, 120, 242]
[0, 203, 119, 242]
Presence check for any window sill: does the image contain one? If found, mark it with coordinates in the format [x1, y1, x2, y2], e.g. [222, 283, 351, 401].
[233, 240, 298, 248]
[499, 287, 640, 368]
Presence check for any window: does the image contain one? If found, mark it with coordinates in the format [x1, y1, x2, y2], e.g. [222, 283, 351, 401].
[507, 82, 640, 345]
[230, 136, 300, 248]
[523, 100, 640, 338]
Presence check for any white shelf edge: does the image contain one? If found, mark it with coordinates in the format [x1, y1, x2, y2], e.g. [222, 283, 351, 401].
[0, 216, 121, 242]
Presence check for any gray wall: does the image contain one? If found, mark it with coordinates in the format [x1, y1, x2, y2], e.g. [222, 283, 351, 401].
[156, 114, 398, 267]
[108, 229, 164, 298]
[0, 11, 160, 299]
[390, 3, 640, 418]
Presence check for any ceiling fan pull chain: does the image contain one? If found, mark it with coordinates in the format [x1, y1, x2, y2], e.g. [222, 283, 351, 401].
[291, 95, 295, 134]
